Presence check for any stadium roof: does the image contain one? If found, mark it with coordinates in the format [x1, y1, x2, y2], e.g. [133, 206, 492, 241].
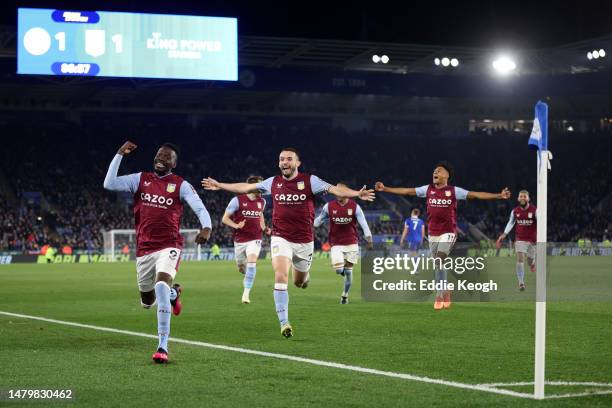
[2, 25, 612, 75]
[237, 34, 612, 75]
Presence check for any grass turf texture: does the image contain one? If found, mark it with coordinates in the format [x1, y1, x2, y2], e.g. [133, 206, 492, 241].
[0, 258, 610, 407]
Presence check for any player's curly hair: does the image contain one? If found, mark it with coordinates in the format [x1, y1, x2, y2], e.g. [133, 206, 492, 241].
[435, 160, 454, 180]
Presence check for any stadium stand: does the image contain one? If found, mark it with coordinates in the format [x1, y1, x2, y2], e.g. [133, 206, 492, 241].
[0, 114, 610, 253]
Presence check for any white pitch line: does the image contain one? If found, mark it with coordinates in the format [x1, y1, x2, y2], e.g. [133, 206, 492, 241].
[1, 311, 609, 400]
[545, 391, 612, 399]
[481, 381, 612, 387]
[478, 381, 612, 399]
[0, 311, 530, 399]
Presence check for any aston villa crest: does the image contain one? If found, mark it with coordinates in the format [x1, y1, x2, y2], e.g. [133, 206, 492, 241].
[445, 190, 451, 197]
[528, 212, 533, 218]
[257, 202, 262, 209]
[348, 209, 353, 215]
[297, 181, 305, 190]
[166, 183, 176, 193]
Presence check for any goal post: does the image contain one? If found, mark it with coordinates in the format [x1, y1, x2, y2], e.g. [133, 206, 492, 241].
[102, 229, 202, 260]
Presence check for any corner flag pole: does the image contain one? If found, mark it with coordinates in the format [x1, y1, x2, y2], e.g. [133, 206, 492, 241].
[528, 101, 551, 399]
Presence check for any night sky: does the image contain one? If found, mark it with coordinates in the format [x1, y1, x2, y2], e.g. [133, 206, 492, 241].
[5, 0, 612, 48]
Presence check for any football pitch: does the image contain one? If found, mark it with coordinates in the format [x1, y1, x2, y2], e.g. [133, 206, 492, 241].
[1, 258, 611, 407]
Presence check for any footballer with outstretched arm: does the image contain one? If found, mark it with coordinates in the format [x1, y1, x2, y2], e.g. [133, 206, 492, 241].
[104, 141, 211, 363]
[202, 148, 374, 338]
[376, 161, 510, 310]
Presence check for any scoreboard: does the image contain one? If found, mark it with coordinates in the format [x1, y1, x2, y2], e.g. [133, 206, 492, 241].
[17, 8, 238, 81]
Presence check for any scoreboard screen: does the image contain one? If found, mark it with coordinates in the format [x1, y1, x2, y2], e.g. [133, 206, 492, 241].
[17, 8, 238, 81]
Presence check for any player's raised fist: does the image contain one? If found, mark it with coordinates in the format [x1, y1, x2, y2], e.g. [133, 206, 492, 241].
[195, 228, 211, 245]
[201, 177, 220, 191]
[500, 187, 511, 199]
[358, 185, 376, 202]
[118, 141, 137, 156]
[236, 220, 246, 229]
[374, 181, 385, 192]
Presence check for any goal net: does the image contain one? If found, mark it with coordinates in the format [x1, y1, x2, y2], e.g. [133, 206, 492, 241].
[102, 229, 202, 261]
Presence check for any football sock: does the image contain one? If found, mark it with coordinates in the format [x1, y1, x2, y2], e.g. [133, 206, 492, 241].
[244, 262, 257, 289]
[435, 269, 448, 297]
[273, 283, 289, 326]
[335, 268, 345, 276]
[516, 262, 525, 284]
[342, 267, 353, 296]
[154, 281, 171, 352]
[169, 287, 177, 302]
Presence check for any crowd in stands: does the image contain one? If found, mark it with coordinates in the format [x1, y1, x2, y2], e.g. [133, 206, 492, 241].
[0, 196, 50, 251]
[0, 114, 610, 252]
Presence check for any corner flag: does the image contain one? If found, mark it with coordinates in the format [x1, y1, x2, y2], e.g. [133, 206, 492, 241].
[528, 101, 548, 151]
[529, 100, 551, 400]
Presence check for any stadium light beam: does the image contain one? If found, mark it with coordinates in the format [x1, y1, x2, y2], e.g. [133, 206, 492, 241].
[434, 57, 441, 66]
[372, 54, 380, 63]
[381, 55, 389, 64]
[450, 58, 459, 67]
[492, 56, 517, 75]
[587, 52, 593, 60]
[599, 49, 606, 57]
[441, 57, 450, 67]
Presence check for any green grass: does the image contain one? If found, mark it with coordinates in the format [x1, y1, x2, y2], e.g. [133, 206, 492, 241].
[0, 258, 611, 407]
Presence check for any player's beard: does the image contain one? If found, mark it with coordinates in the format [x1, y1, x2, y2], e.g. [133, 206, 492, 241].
[280, 166, 296, 179]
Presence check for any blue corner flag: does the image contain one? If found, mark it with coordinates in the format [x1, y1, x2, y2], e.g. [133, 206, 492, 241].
[528, 101, 548, 151]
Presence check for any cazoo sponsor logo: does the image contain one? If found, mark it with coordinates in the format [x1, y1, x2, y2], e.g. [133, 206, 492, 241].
[242, 210, 262, 217]
[141, 193, 174, 206]
[274, 193, 307, 202]
[428, 198, 452, 206]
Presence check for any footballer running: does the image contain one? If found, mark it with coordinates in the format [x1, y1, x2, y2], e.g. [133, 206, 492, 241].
[104, 141, 211, 363]
[313, 184, 373, 304]
[375, 161, 510, 310]
[496, 190, 537, 291]
[221, 175, 271, 304]
[202, 148, 374, 338]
